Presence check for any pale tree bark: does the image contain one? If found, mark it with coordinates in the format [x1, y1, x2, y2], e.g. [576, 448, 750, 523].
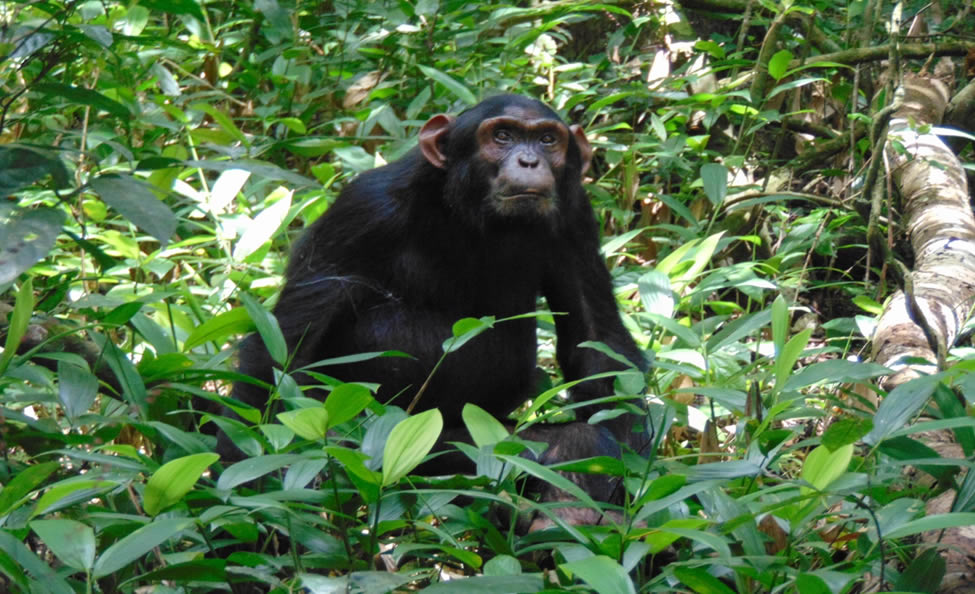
[870, 73, 975, 389]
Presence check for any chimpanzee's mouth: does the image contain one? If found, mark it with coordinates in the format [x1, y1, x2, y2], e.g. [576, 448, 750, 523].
[499, 191, 547, 201]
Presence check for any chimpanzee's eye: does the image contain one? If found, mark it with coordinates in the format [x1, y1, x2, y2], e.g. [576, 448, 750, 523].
[494, 128, 513, 143]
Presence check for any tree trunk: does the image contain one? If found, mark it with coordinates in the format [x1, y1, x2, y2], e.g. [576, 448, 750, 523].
[870, 73, 975, 389]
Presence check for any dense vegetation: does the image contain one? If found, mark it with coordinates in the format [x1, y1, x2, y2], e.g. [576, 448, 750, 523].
[2, 0, 975, 592]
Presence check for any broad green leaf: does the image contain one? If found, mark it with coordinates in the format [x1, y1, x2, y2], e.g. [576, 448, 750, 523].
[216, 454, 308, 490]
[208, 168, 250, 213]
[770, 294, 788, 355]
[418, 575, 544, 593]
[795, 574, 831, 594]
[644, 518, 709, 553]
[0, 461, 58, 516]
[700, 163, 727, 205]
[896, 547, 945, 593]
[0, 530, 74, 594]
[89, 331, 148, 413]
[706, 309, 772, 353]
[443, 316, 495, 353]
[821, 418, 873, 450]
[241, 292, 287, 366]
[57, 361, 98, 420]
[31, 519, 95, 571]
[186, 159, 316, 188]
[92, 518, 193, 577]
[0, 277, 33, 375]
[325, 446, 382, 486]
[865, 375, 941, 445]
[128, 559, 228, 584]
[801, 443, 852, 494]
[283, 458, 328, 490]
[234, 187, 292, 260]
[32, 480, 117, 518]
[325, 383, 375, 428]
[89, 175, 177, 248]
[768, 49, 794, 80]
[638, 270, 674, 320]
[416, 65, 477, 105]
[561, 555, 636, 594]
[183, 307, 254, 351]
[0, 145, 69, 194]
[885, 512, 975, 540]
[656, 232, 725, 293]
[34, 83, 130, 118]
[277, 407, 329, 441]
[784, 360, 888, 391]
[302, 571, 416, 594]
[674, 566, 737, 594]
[191, 103, 248, 145]
[463, 403, 509, 448]
[382, 409, 443, 486]
[483, 554, 521, 576]
[0, 206, 63, 286]
[773, 328, 811, 393]
[143, 453, 219, 516]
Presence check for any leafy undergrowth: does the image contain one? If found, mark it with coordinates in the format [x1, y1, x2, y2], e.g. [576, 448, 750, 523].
[3, 0, 975, 592]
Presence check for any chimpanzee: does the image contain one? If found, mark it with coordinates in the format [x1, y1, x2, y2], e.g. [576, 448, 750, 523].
[224, 94, 647, 520]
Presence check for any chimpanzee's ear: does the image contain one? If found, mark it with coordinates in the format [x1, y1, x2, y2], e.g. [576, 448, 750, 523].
[569, 124, 592, 176]
[419, 114, 455, 169]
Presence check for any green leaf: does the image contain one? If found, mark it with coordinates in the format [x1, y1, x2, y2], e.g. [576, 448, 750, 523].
[795, 573, 831, 594]
[241, 292, 288, 366]
[183, 307, 255, 351]
[801, 443, 852, 493]
[33, 83, 131, 118]
[325, 446, 382, 487]
[0, 205, 61, 286]
[418, 575, 544, 593]
[784, 360, 888, 391]
[129, 0, 206, 21]
[443, 316, 495, 353]
[0, 530, 74, 594]
[191, 103, 248, 145]
[463, 403, 509, 448]
[382, 409, 443, 486]
[234, 188, 292, 260]
[32, 480, 117, 518]
[92, 518, 193, 577]
[700, 163, 727, 205]
[217, 454, 308, 490]
[638, 269, 675, 320]
[644, 518, 709, 553]
[770, 294, 788, 355]
[865, 375, 941, 445]
[885, 512, 975, 540]
[674, 566, 737, 594]
[143, 453, 219, 516]
[896, 547, 945, 593]
[127, 559, 227, 584]
[768, 49, 794, 80]
[561, 555, 636, 594]
[30, 519, 95, 571]
[417, 65, 478, 105]
[277, 407, 329, 441]
[57, 361, 98, 420]
[89, 175, 177, 248]
[773, 328, 811, 393]
[0, 145, 69, 194]
[821, 417, 873, 450]
[0, 277, 33, 375]
[0, 461, 58, 516]
[325, 383, 375, 428]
